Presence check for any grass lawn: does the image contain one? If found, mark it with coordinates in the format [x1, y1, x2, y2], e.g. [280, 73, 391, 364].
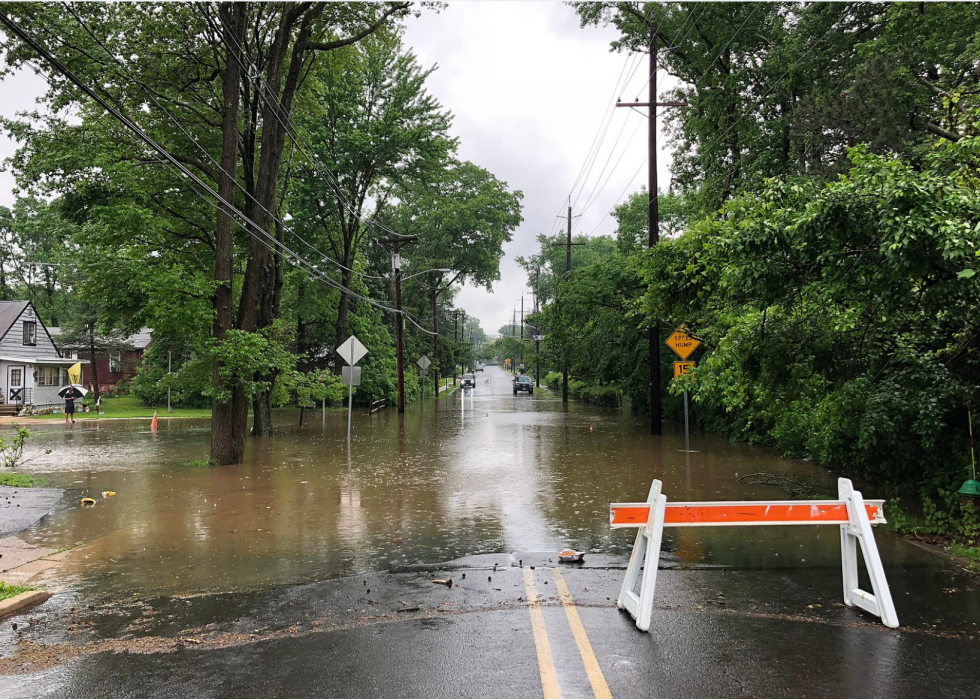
[0, 581, 31, 602]
[0, 472, 41, 487]
[34, 395, 211, 420]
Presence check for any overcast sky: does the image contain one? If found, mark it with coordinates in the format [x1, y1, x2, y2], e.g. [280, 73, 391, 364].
[0, 1, 677, 337]
[403, 1, 677, 335]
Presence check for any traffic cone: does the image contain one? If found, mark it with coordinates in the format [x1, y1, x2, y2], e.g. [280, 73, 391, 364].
[151, 412, 158, 430]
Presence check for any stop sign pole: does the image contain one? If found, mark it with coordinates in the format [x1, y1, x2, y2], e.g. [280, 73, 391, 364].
[337, 335, 368, 441]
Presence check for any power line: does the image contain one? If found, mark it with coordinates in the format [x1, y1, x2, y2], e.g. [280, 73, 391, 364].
[577, 117, 644, 220]
[0, 12, 406, 322]
[700, 23, 837, 158]
[586, 10, 830, 238]
[201, 3, 406, 244]
[567, 51, 636, 211]
[58, 3, 388, 284]
[690, 3, 759, 90]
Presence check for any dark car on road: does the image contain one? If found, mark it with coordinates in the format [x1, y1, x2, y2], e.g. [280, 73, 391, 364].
[461, 373, 476, 389]
[513, 375, 533, 395]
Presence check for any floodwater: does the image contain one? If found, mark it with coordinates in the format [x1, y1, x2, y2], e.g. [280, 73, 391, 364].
[2, 367, 960, 601]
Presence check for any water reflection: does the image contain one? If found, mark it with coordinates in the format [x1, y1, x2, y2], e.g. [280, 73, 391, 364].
[5, 368, 951, 600]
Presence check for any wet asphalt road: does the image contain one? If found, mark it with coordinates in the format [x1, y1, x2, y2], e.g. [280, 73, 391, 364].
[0, 487, 63, 538]
[1, 367, 979, 697]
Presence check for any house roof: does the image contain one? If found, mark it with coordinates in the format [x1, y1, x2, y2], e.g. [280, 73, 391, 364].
[48, 327, 153, 350]
[0, 301, 29, 342]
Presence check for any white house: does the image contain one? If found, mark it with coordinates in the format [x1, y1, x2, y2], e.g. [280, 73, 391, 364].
[0, 300, 85, 412]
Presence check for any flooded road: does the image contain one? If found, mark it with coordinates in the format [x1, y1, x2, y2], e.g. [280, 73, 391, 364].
[3, 366, 980, 698]
[4, 367, 970, 601]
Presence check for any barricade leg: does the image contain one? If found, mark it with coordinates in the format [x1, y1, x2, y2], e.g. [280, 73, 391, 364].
[838, 478, 900, 629]
[616, 479, 665, 632]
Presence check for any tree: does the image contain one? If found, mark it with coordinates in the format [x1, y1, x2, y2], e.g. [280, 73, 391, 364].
[638, 135, 980, 494]
[290, 29, 456, 368]
[0, 2, 414, 460]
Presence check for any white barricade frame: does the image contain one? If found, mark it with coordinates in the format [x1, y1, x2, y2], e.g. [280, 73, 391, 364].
[611, 477, 899, 632]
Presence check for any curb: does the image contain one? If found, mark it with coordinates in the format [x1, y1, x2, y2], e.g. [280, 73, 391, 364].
[0, 590, 52, 618]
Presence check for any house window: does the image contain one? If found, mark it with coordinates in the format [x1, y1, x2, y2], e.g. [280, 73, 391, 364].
[110, 352, 122, 373]
[22, 321, 37, 346]
[9, 368, 22, 387]
[36, 367, 60, 386]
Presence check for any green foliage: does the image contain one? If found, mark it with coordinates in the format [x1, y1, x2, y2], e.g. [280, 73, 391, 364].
[639, 136, 980, 502]
[0, 472, 40, 487]
[0, 582, 32, 602]
[947, 544, 980, 571]
[0, 428, 31, 469]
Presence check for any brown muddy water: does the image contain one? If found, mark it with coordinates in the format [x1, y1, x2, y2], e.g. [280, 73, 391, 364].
[3, 367, 942, 601]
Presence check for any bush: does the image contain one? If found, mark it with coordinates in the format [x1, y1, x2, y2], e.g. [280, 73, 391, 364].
[576, 384, 621, 407]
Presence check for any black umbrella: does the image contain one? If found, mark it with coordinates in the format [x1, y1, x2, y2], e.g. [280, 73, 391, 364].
[58, 384, 88, 400]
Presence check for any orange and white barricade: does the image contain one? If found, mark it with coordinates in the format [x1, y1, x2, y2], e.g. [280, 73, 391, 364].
[610, 478, 899, 631]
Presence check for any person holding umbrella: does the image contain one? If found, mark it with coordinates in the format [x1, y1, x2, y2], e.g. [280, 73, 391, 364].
[58, 384, 87, 425]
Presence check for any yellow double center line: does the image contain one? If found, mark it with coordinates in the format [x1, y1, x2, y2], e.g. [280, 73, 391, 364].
[522, 567, 613, 699]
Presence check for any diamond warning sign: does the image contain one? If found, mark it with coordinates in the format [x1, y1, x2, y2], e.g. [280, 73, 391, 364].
[665, 325, 700, 360]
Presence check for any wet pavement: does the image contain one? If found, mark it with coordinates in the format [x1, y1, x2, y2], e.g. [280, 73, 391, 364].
[0, 366, 978, 697]
[0, 487, 63, 538]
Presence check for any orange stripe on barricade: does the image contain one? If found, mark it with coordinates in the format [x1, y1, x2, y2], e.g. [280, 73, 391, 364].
[610, 500, 885, 528]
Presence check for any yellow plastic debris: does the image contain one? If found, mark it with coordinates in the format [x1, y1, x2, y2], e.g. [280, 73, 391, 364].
[80, 498, 97, 507]
[101, 491, 116, 498]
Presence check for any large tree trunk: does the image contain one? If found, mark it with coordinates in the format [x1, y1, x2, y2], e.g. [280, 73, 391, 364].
[333, 257, 355, 374]
[239, 12, 313, 434]
[87, 323, 100, 403]
[210, 5, 247, 466]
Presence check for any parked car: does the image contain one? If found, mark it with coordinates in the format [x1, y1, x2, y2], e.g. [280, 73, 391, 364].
[513, 375, 533, 395]
[461, 373, 476, 388]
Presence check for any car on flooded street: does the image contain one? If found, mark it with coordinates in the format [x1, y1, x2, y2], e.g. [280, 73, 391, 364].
[461, 373, 476, 388]
[513, 374, 533, 394]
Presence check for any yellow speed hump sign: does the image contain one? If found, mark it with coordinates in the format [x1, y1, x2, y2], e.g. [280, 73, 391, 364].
[674, 361, 695, 379]
[665, 324, 701, 360]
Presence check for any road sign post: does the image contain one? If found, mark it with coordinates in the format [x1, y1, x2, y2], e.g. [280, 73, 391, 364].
[673, 361, 696, 451]
[667, 327, 700, 452]
[338, 335, 368, 442]
[417, 355, 431, 401]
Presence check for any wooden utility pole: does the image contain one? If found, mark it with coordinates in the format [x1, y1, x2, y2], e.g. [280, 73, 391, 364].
[387, 234, 417, 413]
[551, 205, 584, 403]
[616, 17, 685, 436]
[520, 296, 524, 369]
[534, 268, 540, 388]
[424, 278, 457, 401]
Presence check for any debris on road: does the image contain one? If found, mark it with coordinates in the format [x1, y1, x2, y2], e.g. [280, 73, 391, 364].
[432, 579, 452, 586]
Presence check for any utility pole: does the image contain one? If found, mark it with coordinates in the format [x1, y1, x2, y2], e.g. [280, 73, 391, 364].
[534, 267, 540, 388]
[386, 234, 418, 413]
[615, 16, 686, 436]
[520, 296, 524, 370]
[550, 204, 584, 403]
[431, 289, 439, 399]
[512, 307, 516, 372]
[424, 278, 456, 402]
[452, 310, 459, 385]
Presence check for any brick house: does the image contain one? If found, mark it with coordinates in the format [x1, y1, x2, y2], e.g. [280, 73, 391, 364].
[49, 327, 152, 393]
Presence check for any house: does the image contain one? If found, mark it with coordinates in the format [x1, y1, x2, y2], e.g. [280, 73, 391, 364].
[0, 300, 84, 413]
[49, 327, 152, 393]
